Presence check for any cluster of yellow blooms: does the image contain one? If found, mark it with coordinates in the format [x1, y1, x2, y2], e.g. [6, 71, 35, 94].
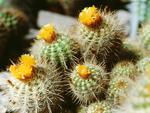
[37, 24, 56, 43]
[76, 65, 91, 79]
[9, 54, 36, 81]
[79, 5, 102, 27]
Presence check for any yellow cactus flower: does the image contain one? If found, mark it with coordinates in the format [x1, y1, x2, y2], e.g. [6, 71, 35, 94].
[9, 64, 34, 81]
[77, 65, 91, 79]
[9, 54, 36, 81]
[79, 6, 102, 27]
[19, 54, 36, 66]
[37, 24, 56, 43]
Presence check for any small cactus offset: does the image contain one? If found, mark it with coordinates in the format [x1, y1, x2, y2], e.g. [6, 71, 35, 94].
[107, 75, 132, 105]
[69, 63, 107, 104]
[4, 54, 63, 113]
[73, 6, 124, 67]
[111, 61, 137, 79]
[78, 101, 112, 113]
[31, 24, 81, 69]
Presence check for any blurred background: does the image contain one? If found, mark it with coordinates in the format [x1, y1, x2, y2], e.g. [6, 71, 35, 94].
[0, 0, 148, 69]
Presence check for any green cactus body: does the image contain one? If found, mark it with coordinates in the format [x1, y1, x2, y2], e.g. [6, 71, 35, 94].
[112, 61, 137, 79]
[0, 11, 18, 30]
[137, 57, 150, 73]
[86, 101, 112, 113]
[4, 66, 63, 113]
[107, 75, 132, 105]
[33, 33, 80, 69]
[79, 13, 123, 56]
[0, 8, 29, 36]
[70, 63, 107, 104]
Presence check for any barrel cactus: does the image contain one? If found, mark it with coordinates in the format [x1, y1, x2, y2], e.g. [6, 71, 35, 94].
[69, 63, 107, 104]
[31, 24, 81, 69]
[1, 54, 63, 113]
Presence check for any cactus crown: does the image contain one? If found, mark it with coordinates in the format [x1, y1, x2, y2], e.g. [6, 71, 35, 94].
[76, 64, 91, 79]
[79, 5, 102, 27]
[9, 54, 36, 81]
[37, 24, 56, 43]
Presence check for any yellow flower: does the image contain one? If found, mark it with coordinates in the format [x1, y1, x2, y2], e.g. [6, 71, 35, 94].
[79, 6, 102, 27]
[76, 65, 91, 79]
[19, 54, 36, 66]
[9, 64, 34, 81]
[9, 54, 36, 81]
[37, 24, 56, 43]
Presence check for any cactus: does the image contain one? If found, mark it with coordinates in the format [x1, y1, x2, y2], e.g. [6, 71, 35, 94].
[31, 24, 81, 69]
[0, 8, 29, 36]
[111, 61, 137, 79]
[107, 75, 132, 105]
[2, 54, 64, 113]
[78, 101, 112, 113]
[72, 6, 124, 69]
[69, 63, 107, 104]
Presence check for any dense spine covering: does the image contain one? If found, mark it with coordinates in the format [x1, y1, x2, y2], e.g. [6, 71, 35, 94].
[69, 63, 107, 104]
[31, 24, 81, 69]
[111, 61, 137, 79]
[107, 75, 132, 105]
[2, 54, 63, 113]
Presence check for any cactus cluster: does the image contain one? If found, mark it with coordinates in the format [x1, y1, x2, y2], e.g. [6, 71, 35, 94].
[1, 5, 150, 113]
